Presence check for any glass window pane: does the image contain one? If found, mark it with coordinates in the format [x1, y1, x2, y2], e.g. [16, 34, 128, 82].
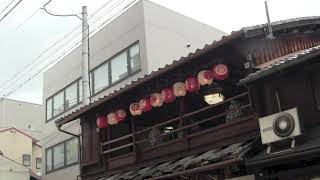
[46, 149, 52, 172]
[93, 63, 109, 93]
[66, 138, 78, 165]
[111, 52, 128, 83]
[53, 144, 64, 169]
[53, 91, 64, 116]
[130, 43, 140, 73]
[65, 82, 78, 109]
[46, 98, 52, 120]
[36, 158, 42, 169]
[22, 154, 31, 166]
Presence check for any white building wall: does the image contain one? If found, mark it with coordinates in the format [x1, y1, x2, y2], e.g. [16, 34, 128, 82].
[0, 99, 44, 138]
[142, 0, 226, 72]
[41, 1, 225, 179]
[0, 156, 29, 180]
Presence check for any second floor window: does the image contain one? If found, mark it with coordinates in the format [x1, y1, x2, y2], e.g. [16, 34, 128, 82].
[22, 154, 31, 166]
[46, 79, 82, 121]
[91, 42, 140, 94]
[45, 42, 140, 121]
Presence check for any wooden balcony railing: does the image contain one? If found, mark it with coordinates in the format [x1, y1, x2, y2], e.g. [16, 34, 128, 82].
[100, 92, 256, 165]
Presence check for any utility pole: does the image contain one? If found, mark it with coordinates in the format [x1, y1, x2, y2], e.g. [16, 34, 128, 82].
[264, 0, 274, 39]
[81, 6, 90, 105]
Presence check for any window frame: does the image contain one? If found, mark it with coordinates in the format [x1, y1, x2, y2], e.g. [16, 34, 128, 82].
[22, 154, 31, 166]
[45, 137, 79, 174]
[45, 41, 141, 121]
[91, 41, 141, 95]
[46, 78, 82, 122]
[36, 157, 42, 169]
[65, 138, 79, 165]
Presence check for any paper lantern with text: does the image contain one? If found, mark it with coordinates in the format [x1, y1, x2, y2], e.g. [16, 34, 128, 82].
[96, 116, 108, 128]
[139, 98, 152, 112]
[107, 112, 118, 125]
[150, 93, 163, 107]
[129, 103, 142, 116]
[198, 70, 213, 86]
[161, 88, 175, 103]
[212, 64, 229, 80]
[185, 77, 200, 92]
[115, 109, 127, 122]
[173, 82, 186, 97]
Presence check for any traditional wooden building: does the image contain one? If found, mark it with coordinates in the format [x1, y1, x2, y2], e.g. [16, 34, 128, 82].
[56, 16, 320, 180]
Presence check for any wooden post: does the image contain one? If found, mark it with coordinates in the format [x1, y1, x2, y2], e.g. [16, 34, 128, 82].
[130, 116, 137, 161]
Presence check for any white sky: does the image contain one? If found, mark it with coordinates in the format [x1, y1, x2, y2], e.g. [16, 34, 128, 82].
[0, 0, 319, 104]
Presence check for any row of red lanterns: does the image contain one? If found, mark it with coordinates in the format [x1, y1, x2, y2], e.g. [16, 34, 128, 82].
[97, 64, 229, 128]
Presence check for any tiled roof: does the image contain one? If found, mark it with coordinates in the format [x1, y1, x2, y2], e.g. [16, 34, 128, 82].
[56, 16, 320, 126]
[242, 16, 320, 32]
[99, 140, 253, 180]
[239, 45, 320, 85]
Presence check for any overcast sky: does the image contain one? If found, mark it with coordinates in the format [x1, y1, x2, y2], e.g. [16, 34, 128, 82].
[0, 0, 319, 104]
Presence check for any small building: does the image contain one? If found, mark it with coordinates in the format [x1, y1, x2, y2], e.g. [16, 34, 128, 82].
[0, 127, 42, 180]
[55, 16, 320, 179]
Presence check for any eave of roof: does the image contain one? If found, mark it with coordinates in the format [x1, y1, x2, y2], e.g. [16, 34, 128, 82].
[239, 45, 320, 85]
[56, 16, 320, 127]
[56, 31, 243, 126]
[0, 127, 39, 143]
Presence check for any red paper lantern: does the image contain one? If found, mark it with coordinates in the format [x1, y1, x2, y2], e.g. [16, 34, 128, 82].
[107, 112, 118, 125]
[96, 116, 108, 128]
[173, 82, 186, 97]
[212, 64, 229, 80]
[129, 103, 142, 116]
[115, 109, 127, 122]
[139, 98, 152, 112]
[185, 77, 200, 92]
[161, 88, 175, 103]
[198, 70, 213, 86]
[150, 93, 163, 107]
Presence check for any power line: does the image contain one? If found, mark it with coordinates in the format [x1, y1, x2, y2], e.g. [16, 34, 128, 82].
[0, 0, 138, 103]
[0, 0, 117, 94]
[0, 0, 117, 93]
[0, 0, 24, 24]
[42, 0, 81, 20]
[0, 0, 16, 16]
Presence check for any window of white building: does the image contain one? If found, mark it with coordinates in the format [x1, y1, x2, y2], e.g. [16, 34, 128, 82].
[46, 137, 79, 174]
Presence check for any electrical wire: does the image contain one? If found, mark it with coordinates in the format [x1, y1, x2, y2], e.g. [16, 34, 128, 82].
[0, 0, 24, 24]
[0, 0, 138, 104]
[0, 0, 119, 95]
[0, 0, 133, 100]
[42, 0, 81, 20]
[0, 0, 16, 16]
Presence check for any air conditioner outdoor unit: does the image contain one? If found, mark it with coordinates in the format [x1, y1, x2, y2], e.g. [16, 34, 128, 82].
[259, 107, 301, 146]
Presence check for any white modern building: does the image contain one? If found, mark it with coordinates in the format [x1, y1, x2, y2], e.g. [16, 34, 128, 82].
[41, 0, 226, 179]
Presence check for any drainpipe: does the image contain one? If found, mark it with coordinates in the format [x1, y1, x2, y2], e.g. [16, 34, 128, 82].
[55, 121, 80, 138]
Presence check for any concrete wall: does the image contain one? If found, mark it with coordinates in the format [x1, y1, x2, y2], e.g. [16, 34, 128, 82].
[142, 0, 226, 72]
[0, 156, 29, 180]
[43, 164, 79, 180]
[0, 129, 33, 165]
[32, 144, 42, 175]
[0, 99, 44, 139]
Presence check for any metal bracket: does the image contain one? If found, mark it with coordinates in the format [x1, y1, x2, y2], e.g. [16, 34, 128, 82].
[266, 144, 271, 154]
[291, 137, 296, 149]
